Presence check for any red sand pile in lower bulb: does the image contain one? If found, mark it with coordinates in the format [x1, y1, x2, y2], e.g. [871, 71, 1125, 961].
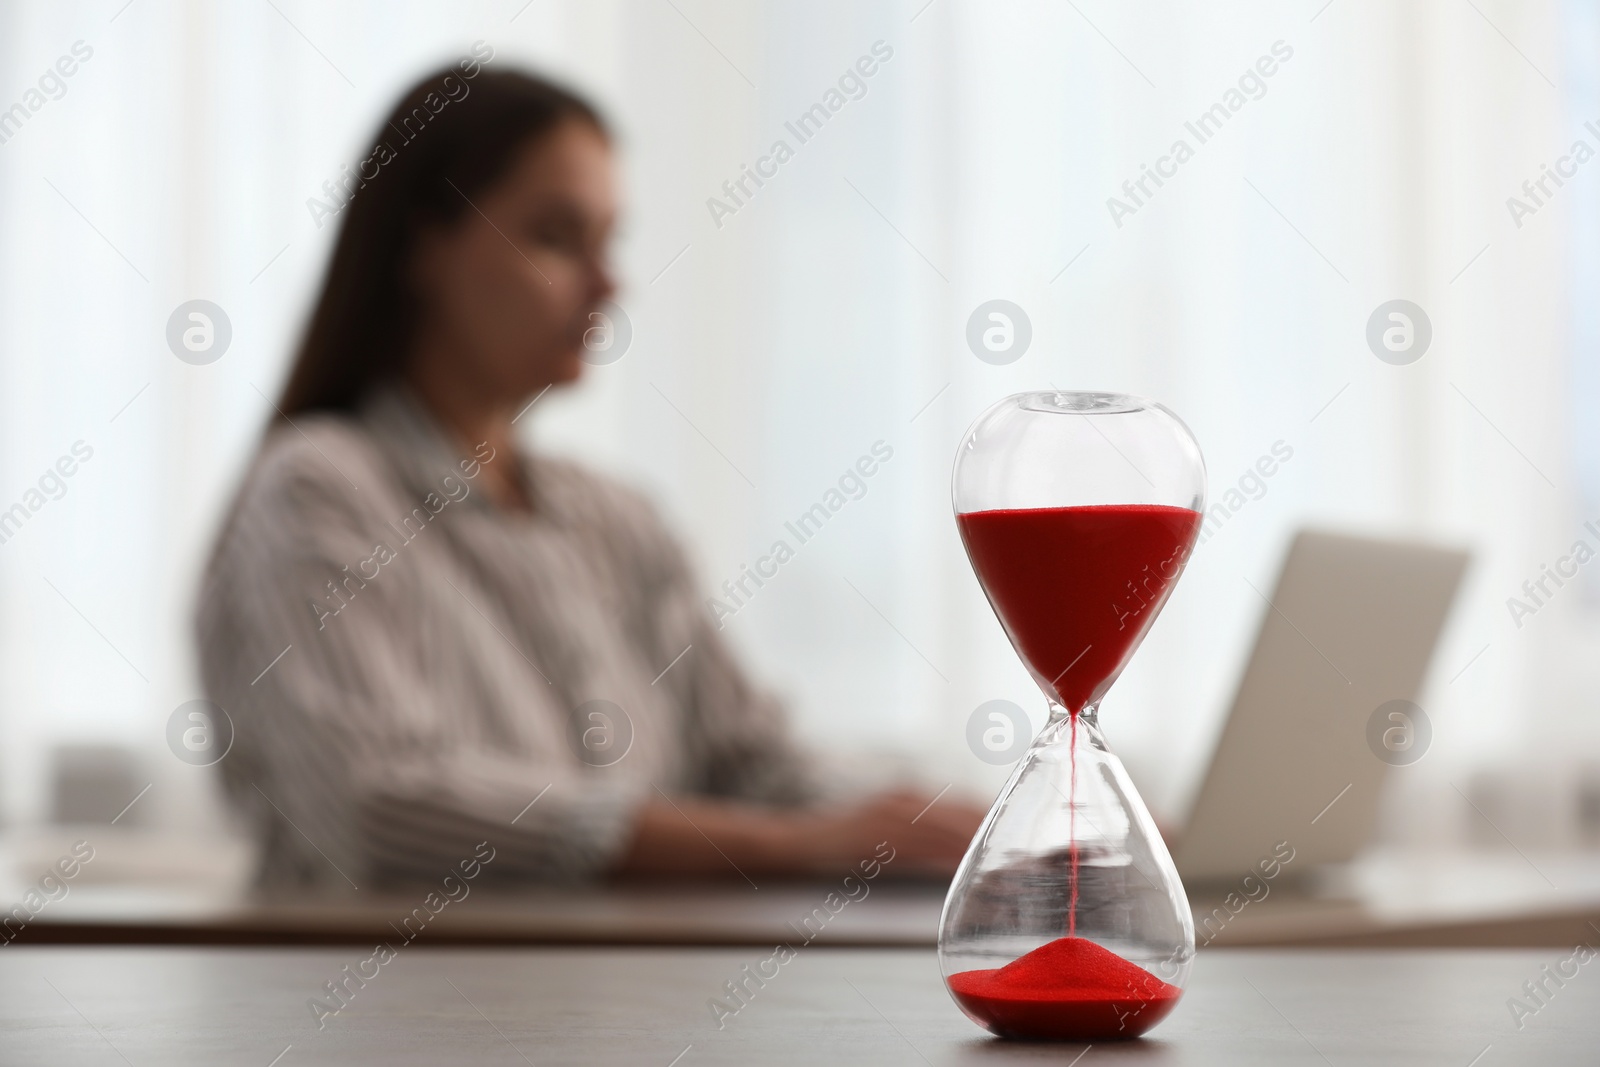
[947, 936, 1181, 1040]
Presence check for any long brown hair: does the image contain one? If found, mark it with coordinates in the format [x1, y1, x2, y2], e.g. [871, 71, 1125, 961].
[277, 61, 607, 417]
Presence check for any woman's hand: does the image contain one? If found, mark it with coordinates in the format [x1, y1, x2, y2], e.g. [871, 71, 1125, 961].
[783, 788, 990, 878]
[613, 788, 989, 881]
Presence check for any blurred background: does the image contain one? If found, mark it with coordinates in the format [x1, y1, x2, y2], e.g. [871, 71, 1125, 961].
[0, 0, 1596, 901]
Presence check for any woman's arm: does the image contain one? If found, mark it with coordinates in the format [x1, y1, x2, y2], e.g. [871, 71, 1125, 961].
[602, 487, 990, 879]
[611, 789, 988, 880]
[624, 497, 829, 807]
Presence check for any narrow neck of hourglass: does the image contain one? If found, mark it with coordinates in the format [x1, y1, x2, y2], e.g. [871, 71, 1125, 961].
[1043, 700, 1104, 751]
[1048, 699, 1099, 728]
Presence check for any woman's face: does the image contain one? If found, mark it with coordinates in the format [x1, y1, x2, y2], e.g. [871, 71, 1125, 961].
[409, 120, 617, 400]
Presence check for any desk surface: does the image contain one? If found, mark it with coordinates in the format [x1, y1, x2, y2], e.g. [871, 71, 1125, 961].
[8, 830, 1600, 948]
[1, 946, 1594, 1065]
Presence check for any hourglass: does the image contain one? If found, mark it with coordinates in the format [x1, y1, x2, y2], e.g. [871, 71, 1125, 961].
[940, 391, 1206, 1041]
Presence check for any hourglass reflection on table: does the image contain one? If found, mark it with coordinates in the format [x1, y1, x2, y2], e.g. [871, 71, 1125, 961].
[940, 391, 1207, 1042]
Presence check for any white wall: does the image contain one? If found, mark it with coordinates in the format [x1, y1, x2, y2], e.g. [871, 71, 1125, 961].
[0, 0, 1594, 853]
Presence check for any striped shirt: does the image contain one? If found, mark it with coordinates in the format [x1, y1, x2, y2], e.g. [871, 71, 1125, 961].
[196, 382, 825, 888]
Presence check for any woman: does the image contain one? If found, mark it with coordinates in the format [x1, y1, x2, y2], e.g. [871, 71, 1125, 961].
[197, 65, 985, 888]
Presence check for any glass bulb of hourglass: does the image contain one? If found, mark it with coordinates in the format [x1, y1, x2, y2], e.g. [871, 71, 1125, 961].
[940, 391, 1206, 1042]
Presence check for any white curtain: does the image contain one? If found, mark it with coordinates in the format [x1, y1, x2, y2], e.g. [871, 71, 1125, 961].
[0, 0, 1590, 852]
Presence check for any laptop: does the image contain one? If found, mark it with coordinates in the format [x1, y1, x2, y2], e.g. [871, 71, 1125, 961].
[1172, 529, 1470, 885]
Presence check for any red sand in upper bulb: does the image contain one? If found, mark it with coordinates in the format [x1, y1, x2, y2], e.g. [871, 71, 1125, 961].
[954, 504, 1201, 713]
